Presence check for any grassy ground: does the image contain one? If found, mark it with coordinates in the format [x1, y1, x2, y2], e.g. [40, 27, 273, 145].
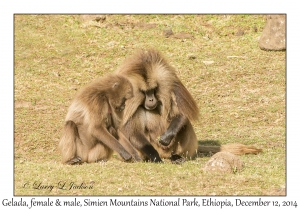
[14, 15, 285, 196]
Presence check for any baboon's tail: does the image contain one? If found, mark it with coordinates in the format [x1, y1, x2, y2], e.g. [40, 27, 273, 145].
[198, 143, 262, 155]
[58, 120, 79, 163]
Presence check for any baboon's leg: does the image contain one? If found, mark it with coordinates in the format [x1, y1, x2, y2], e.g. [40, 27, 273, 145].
[174, 121, 198, 160]
[130, 132, 162, 163]
[59, 120, 80, 164]
[87, 143, 112, 163]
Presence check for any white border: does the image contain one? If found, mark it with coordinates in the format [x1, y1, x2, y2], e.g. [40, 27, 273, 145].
[1, 1, 299, 209]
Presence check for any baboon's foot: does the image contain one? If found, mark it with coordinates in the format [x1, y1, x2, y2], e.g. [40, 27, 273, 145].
[170, 154, 186, 164]
[66, 156, 82, 165]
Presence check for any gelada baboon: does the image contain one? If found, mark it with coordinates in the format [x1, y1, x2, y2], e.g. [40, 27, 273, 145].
[58, 73, 141, 164]
[116, 49, 262, 163]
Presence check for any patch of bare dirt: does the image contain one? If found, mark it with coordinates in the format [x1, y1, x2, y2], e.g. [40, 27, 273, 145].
[79, 15, 157, 31]
[15, 101, 31, 108]
[172, 32, 194, 39]
[267, 187, 286, 196]
[80, 15, 106, 23]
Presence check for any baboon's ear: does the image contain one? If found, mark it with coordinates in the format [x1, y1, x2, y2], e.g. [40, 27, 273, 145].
[112, 82, 119, 88]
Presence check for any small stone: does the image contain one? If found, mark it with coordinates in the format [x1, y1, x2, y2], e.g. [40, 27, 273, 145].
[187, 54, 196, 60]
[95, 15, 106, 23]
[235, 29, 244, 36]
[253, 26, 258, 32]
[69, 86, 78, 91]
[53, 71, 60, 77]
[163, 29, 174, 38]
[202, 60, 214, 65]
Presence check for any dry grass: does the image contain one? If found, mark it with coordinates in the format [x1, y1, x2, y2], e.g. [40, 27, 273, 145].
[14, 14, 285, 196]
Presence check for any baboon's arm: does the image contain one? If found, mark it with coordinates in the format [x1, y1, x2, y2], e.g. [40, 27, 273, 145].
[118, 130, 142, 162]
[159, 114, 188, 146]
[91, 125, 132, 161]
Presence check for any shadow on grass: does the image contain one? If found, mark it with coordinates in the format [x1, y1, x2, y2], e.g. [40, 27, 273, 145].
[198, 139, 221, 146]
[197, 139, 221, 157]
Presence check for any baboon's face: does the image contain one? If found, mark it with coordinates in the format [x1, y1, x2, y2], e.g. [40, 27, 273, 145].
[142, 87, 158, 110]
[110, 79, 133, 113]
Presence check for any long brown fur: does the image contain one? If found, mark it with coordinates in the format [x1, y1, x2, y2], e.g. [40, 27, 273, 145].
[116, 49, 198, 160]
[116, 49, 262, 161]
[58, 73, 141, 164]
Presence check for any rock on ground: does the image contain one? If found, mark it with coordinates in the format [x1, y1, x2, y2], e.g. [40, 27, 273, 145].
[259, 15, 286, 51]
[203, 151, 244, 174]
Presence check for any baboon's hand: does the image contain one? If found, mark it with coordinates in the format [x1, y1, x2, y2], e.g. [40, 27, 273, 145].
[132, 154, 142, 162]
[125, 155, 142, 163]
[121, 152, 132, 162]
[159, 131, 175, 146]
[151, 156, 163, 163]
[170, 154, 186, 164]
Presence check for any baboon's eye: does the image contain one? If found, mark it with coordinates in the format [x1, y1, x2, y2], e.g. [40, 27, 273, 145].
[153, 86, 158, 94]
